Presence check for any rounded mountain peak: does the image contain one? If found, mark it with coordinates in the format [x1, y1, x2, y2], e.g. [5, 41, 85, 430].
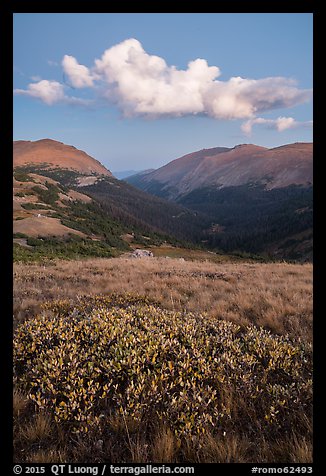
[13, 139, 112, 176]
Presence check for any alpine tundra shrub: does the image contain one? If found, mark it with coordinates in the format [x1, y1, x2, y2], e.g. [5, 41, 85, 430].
[13, 294, 312, 442]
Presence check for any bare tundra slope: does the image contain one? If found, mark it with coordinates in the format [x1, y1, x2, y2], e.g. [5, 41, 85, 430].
[13, 139, 112, 176]
[128, 142, 313, 198]
[13, 216, 87, 238]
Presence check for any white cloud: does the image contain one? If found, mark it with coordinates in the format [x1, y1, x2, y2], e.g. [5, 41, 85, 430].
[14, 79, 91, 106]
[93, 39, 220, 117]
[14, 80, 65, 105]
[275, 117, 297, 131]
[91, 38, 311, 119]
[62, 55, 94, 88]
[14, 38, 312, 127]
[241, 116, 313, 135]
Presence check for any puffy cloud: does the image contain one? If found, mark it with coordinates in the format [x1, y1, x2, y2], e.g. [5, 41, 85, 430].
[275, 117, 297, 131]
[203, 77, 311, 120]
[241, 116, 313, 135]
[91, 39, 311, 120]
[62, 55, 94, 88]
[93, 38, 220, 117]
[14, 80, 65, 105]
[14, 39, 312, 126]
[14, 79, 90, 106]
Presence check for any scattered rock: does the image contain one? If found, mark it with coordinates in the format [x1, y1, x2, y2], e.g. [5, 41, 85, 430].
[131, 249, 154, 258]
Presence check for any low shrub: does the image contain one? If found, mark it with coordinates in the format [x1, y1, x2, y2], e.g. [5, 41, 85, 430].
[21, 203, 51, 210]
[32, 183, 60, 206]
[13, 238, 117, 262]
[14, 171, 34, 182]
[13, 232, 28, 239]
[13, 295, 312, 441]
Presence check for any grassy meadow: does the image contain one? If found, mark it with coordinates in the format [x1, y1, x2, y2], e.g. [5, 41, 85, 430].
[13, 255, 313, 463]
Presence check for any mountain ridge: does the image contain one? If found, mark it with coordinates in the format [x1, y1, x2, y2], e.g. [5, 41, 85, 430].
[127, 142, 312, 199]
[14, 139, 112, 177]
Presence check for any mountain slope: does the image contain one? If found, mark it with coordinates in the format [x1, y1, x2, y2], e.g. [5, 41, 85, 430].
[13, 170, 134, 261]
[14, 139, 112, 176]
[13, 140, 211, 261]
[126, 143, 312, 199]
[80, 175, 210, 243]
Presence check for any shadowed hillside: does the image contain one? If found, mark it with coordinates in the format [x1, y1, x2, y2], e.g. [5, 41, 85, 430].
[126, 143, 312, 198]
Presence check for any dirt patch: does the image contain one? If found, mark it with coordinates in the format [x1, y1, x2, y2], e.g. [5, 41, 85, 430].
[13, 195, 40, 205]
[13, 200, 23, 211]
[59, 190, 92, 203]
[29, 173, 59, 186]
[13, 216, 86, 238]
[121, 233, 135, 243]
[14, 181, 47, 191]
[68, 190, 92, 202]
[14, 210, 34, 220]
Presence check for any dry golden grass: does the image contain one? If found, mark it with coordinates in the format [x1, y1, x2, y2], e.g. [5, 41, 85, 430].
[195, 433, 251, 463]
[14, 256, 312, 341]
[26, 449, 68, 464]
[14, 417, 312, 464]
[21, 414, 53, 443]
[151, 427, 177, 463]
[288, 435, 313, 463]
[13, 390, 29, 418]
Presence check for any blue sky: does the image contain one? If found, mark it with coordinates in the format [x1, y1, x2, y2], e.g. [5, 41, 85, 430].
[13, 13, 313, 171]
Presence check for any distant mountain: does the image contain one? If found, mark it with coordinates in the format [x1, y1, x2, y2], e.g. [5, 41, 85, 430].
[14, 139, 112, 177]
[126, 142, 313, 261]
[126, 143, 312, 199]
[113, 169, 154, 180]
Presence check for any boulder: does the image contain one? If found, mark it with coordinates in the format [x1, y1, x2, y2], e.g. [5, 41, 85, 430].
[131, 249, 154, 258]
